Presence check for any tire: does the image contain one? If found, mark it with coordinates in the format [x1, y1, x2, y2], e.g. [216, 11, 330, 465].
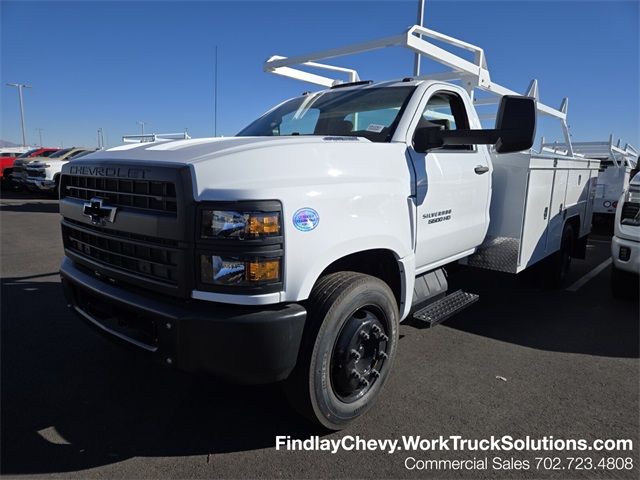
[50, 175, 60, 198]
[611, 264, 639, 300]
[284, 272, 399, 430]
[544, 223, 575, 288]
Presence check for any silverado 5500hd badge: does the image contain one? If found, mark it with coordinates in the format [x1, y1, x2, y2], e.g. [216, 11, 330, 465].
[423, 209, 452, 224]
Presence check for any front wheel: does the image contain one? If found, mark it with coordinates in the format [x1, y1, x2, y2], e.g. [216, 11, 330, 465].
[284, 272, 399, 430]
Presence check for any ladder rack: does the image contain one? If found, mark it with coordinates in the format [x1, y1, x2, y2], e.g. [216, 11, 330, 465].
[542, 134, 638, 167]
[122, 132, 191, 144]
[265, 24, 574, 155]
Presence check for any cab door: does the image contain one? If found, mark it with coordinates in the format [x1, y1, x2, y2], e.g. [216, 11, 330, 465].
[408, 87, 492, 272]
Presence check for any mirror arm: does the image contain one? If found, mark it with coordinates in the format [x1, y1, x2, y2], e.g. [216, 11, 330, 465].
[435, 129, 501, 146]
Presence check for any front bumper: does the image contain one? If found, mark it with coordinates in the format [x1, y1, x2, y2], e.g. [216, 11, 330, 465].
[611, 235, 640, 275]
[26, 177, 55, 190]
[60, 258, 307, 384]
[10, 172, 26, 184]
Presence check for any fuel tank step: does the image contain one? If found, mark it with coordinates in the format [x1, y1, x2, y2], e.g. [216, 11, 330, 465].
[412, 290, 479, 326]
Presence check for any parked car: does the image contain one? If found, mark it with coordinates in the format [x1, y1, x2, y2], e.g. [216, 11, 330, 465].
[26, 148, 97, 194]
[2, 147, 58, 188]
[13, 147, 88, 190]
[611, 172, 640, 299]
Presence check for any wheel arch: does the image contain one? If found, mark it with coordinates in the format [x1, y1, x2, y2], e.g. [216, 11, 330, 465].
[565, 214, 580, 235]
[565, 214, 585, 258]
[298, 248, 415, 321]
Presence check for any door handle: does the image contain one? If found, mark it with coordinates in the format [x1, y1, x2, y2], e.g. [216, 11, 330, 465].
[474, 165, 489, 174]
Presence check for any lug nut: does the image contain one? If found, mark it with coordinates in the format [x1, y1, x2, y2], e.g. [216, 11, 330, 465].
[166, 322, 172, 330]
[379, 334, 389, 342]
[359, 378, 369, 387]
[350, 369, 361, 380]
[166, 357, 173, 365]
[360, 331, 370, 341]
[350, 349, 361, 361]
[371, 324, 381, 334]
[371, 369, 380, 379]
[378, 351, 388, 360]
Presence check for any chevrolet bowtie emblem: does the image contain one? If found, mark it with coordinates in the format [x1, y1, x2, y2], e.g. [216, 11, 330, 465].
[83, 197, 117, 226]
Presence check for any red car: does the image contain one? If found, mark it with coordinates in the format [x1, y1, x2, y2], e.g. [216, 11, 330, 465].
[0, 147, 58, 187]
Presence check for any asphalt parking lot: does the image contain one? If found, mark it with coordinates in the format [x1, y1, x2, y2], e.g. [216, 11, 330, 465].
[1, 192, 638, 479]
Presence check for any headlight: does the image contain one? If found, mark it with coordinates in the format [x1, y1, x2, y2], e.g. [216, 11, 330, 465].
[200, 255, 281, 285]
[197, 201, 284, 292]
[625, 186, 640, 204]
[201, 210, 281, 239]
[621, 187, 640, 226]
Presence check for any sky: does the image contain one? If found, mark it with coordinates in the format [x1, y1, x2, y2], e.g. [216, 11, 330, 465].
[1, 0, 638, 149]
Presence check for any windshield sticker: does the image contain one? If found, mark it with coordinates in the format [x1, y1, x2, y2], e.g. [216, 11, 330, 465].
[293, 208, 320, 232]
[366, 124, 385, 133]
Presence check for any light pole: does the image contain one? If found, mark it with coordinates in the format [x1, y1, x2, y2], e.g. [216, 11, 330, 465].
[36, 128, 44, 146]
[137, 121, 147, 136]
[413, 0, 425, 77]
[97, 128, 104, 149]
[214, 45, 218, 137]
[6, 83, 32, 146]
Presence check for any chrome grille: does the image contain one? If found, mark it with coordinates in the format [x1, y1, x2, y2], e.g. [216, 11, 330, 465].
[26, 169, 45, 178]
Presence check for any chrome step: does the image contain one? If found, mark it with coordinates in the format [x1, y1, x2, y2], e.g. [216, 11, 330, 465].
[412, 290, 479, 326]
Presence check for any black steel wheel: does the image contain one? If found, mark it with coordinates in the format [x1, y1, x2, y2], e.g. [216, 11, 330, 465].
[330, 306, 390, 403]
[284, 272, 399, 430]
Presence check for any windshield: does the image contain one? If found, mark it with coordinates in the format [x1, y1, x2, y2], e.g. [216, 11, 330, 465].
[48, 148, 73, 159]
[237, 86, 416, 142]
[17, 149, 38, 158]
[69, 150, 92, 160]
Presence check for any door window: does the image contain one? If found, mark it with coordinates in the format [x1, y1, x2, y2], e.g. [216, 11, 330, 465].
[416, 91, 472, 151]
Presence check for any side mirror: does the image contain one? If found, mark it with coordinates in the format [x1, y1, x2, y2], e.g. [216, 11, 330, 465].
[413, 123, 444, 153]
[413, 95, 536, 154]
[493, 95, 536, 153]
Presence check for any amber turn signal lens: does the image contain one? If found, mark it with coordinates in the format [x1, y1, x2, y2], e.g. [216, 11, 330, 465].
[247, 259, 280, 282]
[247, 213, 280, 236]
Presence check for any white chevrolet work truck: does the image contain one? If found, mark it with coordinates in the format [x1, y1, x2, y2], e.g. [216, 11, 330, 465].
[59, 26, 600, 428]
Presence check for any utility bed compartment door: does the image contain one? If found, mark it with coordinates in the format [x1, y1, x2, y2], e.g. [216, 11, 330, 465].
[546, 169, 569, 256]
[520, 170, 554, 268]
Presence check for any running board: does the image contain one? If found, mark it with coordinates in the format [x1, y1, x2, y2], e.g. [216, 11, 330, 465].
[412, 290, 479, 326]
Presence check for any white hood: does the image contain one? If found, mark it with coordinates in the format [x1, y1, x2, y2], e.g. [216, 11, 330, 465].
[68, 136, 408, 203]
[88, 136, 369, 164]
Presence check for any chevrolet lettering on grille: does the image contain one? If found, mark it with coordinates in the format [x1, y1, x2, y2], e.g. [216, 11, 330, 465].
[82, 197, 117, 226]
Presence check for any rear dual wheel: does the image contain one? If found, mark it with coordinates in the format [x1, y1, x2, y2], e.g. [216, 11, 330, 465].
[545, 223, 575, 288]
[285, 272, 399, 430]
